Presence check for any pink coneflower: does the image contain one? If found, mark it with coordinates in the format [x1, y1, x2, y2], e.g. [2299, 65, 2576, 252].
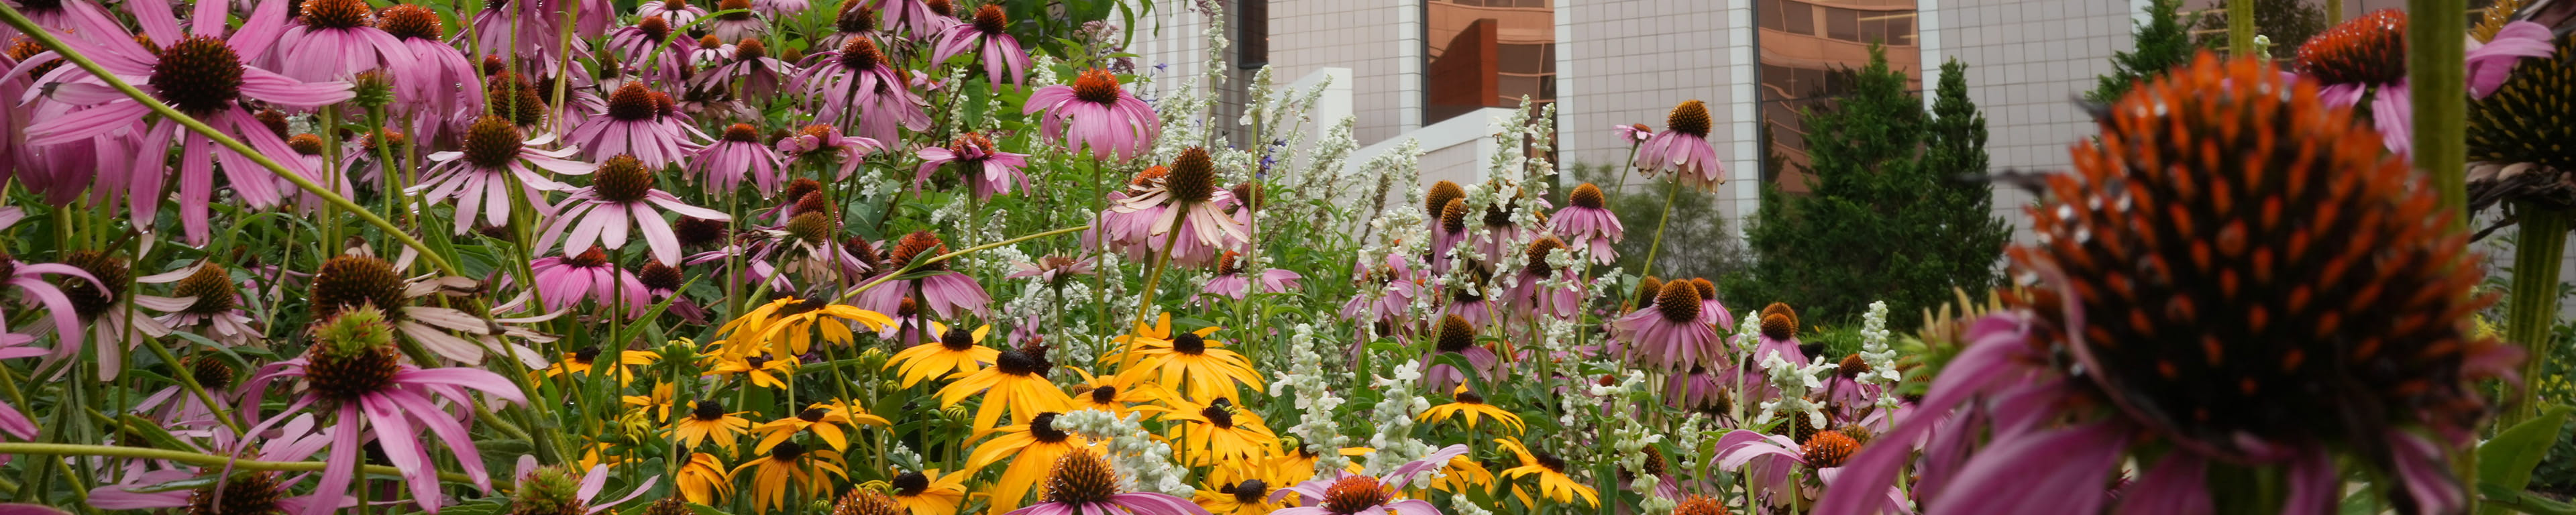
[88, 416, 335, 512]
[605, 16, 695, 87]
[538, 155, 734, 266]
[413, 116, 596, 233]
[689, 123, 789, 194]
[343, 128, 408, 190]
[917, 132, 1032, 200]
[1470, 195, 1546, 266]
[1822, 56, 2517, 515]
[136, 261, 260, 347]
[0, 253, 100, 351]
[129, 356, 247, 432]
[637, 260, 708, 323]
[1026, 68, 1159, 160]
[241, 306, 527, 515]
[1418, 314, 1498, 393]
[4, 0, 127, 47]
[1338, 254, 1423, 333]
[1107, 148, 1245, 268]
[686, 34, 736, 67]
[702, 0, 770, 42]
[1610, 280, 1720, 373]
[794, 38, 928, 144]
[1613, 123, 1652, 146]
[1505, 238, 1582, 321]
[1551, 183, 1624, 264]
[468, 0, 595, 66]
[1690, 278, 1736, 331]
[511, 457, 659, 515]
[24, 0, 351, 245]
[1009, 255, 1097, 288]
[1195, 251, 1301, 304]
[1004, 450, 1209, 515]
[933, 4, 1031, 89]
[777, 123, 887, 180]
[689, 38, 794, 99]
[752, 0, 810, 17]
[637, 0, 707, 27]
[278, 133, 357, 215]
[1438, 265, 1497, 328]
[870, 0, 957, 36]
[1633, 100, 1724, 190]
[1269, 445, 1470, 515]
[857, 231, 991, 318]
[1664, 365, 1725, 412]
[1713, 429, 1900, 510]
[268, 0, 411, 82]
[2294, 9, 2555, 154]
[1748, 302, 1804, 364]
[815, 3, 880, 51]
[525, 247, 653, 319]
[1428, 197, 1470, 275]
[571, 82, 705, 168]
[58, 251, 174, 380]
[304, 253, 559, 366]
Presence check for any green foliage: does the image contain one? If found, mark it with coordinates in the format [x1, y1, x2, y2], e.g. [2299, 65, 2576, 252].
[1561, 165, 1754, 283]
[2088, 0, 2197, 104]
[1729, 48, 2008, 330]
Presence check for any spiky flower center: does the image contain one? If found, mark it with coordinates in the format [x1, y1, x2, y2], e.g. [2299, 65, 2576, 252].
[1801, 430, 1856, 468]
[692, 400, 727, 421]
[1532, 451, 1568, 473]
[721, 123, 761, 142]
[635, 16, 671, 43]
[301, 0, 372, 30]
[716, 0, 753, 19]
[1130, 166, 1169, 188]
[839, 38, 886, 71]
[1071, 69, 1122, 105]
[1632, 276, 1664, 308]
[1425, 180, 1465, 219]
[150, 36, 246, 115]
[1690, 278, 1717, 303]
[2022, 55, 2492, 459]
[891, 471, 930, 496]
[1165, 148, 1219, 204]
[1436, 314, 1474, 353]
[1168, 331, 1209, 355]
[189, 357, 237, 391]
[1568, 183, 1607, 209]
[674, 217, 729, 248]
[1673, 496, 1730, 515]
[306, 306, 402, 400]
[607, 82, 657, 121]
[836, 5, 875, 33]
[1667, 100, 1711, 138]
[626, 261, 677, 291]
[174, 264, 238, 314]
[184, 471, 284, 515]
[1320, 475, 1389, 515]
[463, 116, 525, 168]
[9, 38, 56, 80]
[768, 441, 807, 463]
[890, 231, 948, 272]
[939, 326, 976, 351]
[512, 465, 586, 515]
[62, 251, 127, 318]
[486, 72, 549, 127]
[1440, 198, 1470, 234]
[592, 155, 655, 203]
[1654, 280, 1703, 323]
[924, 0, 952, 15]
[2295, 9, 2406, 87]
[967, 4, 1009, 34]
[1042, 451, 1120, 505]
[2468, 38, 2575, 172]
[362, 129, 407, 152]
[1216, 251, 1243, 276]
[830, 489, 904, 515]
[1759, 302, 1799, 339]
[1454, 390, 1485, 404]
[1028, 412, 1069, 442]
[285, 133, 326, 156]
[1525, 237, 1564, 277]
[735, 38, 767, 61]
[376, 4, 441, 40]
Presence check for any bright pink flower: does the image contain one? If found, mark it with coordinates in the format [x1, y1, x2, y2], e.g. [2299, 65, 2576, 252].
[1106, 148, 1244, 268]
[136, 260, 259, 347]
[0, 253, 100, 353]
[690, 123, 790, 194]
[1714, 430, 1909, 511]
[857, 231, 989, 318]
[1609, 280, 1721, 373]
[412, 116, 596, 233]
[538, 154, 734, 266]
[867, 0, 957, 37]
[752, 0, 809, 17]
[637, 0, 707, 26]
[243, 309, 529, 515]
[88, 414, 336, 512]
[792, 38, 927, 144]
[1268, 445, 1470, 515]
[688, 38, 795, 99]
[702, 0, 770, 42]
[23, 0, 352, 244]
[571, 82, 706, 168]
[776, 124, 886, 180]
[512, 457, 659, 514]
[266, 0, 412, 81]
[2295, 9, 2555, 154]
[1002, 450, 1208, 515]
[933, 4, 1030, 89]
[1633, 100, 1723, 190]
[1551, 183, 1624, 264]
[1613, 123, 1652, 145]
[1026, 69, 1159, 160]
[525, 247, 653, 319]
[1008, 255, 1096, 286]
[1193, 251, 1301, 304]
[605, 16, 696, 84]
[1418, 314, 1498, 393]
[916, 132, 1031, 200]
[1504, 239, 1582, 321]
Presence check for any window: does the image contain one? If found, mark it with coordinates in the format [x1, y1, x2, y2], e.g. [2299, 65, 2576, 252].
[1825, 7, 1859, 41]
[1781, 1, 1815, 35]
[1236, 0, 1267, 68]
[1424, 0, 1554, 125]
[1756, 0, 1922, 191]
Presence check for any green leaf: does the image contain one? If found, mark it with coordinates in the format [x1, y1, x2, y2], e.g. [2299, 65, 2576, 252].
[2479, 403, 2573, 510]
[2481, 481, 2576, 515]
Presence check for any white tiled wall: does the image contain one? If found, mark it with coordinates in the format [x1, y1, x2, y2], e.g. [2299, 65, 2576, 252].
[1556, 0, 1761, 225]
[1920, 0, 2134, 243]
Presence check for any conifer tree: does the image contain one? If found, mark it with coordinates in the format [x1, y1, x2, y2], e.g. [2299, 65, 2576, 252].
[2090, 0, 2197, 103]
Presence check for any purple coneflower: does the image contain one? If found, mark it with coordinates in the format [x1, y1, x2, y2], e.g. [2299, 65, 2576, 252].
[858, 231, 991, 318]
[570, 82, 705, 167]
[1008, 255, 1097, 288]
[605, 17, 692, 83]
[57, 251, 174, 380]
[1195, 251, 1301, 303]
[88, 415, 334, 512]
[525, 247, 653, 319]
[1428, 198, 1470, 275]
[2294, 9, 2555, 154]
[305, 253, 558, 366]
[638, 0, 707, 27]
[277, 133, 356, 214]
[916, 132, 1032, 200]
[1715, 429, 1904, 510]
[637, 260, 708, 323]
[1004, 450, 1209, 515]
[268, 0, 411, 82]
[0, 252, 99, 351]
[702, 0, 769, 42]
[136, 261, 259, 347]
[1338, 254, 1422, 334]
[25, 0, 352, 244]
[1108, 148, 1246, 268]
[870, 0, 957, 36]
[509, 457, 659, 515]
[1611, 280, 1720, 373]
[1026, 68, 1159, 160]
[689, 37, 794, 99]
[933, 4, 1031, 89]
[1470, 194, 1546, 261]
[1613, 123, 1652, 146]
[752, 0, 809, 17]
[1821, 56, 2519, 515]
[1551, 183, 1623, 264]
[1633, 100, 1724, 190]
[413, 116, 594, 232]
[1505, 238, 1582, 321]
[794, 38, 928, 144]
[815, 3, 880, 51]
[777, 123, 887, 180]
[1269, 445, 1470, 515]
[689, 123, 789, 194]
[538, 154, 734, 266]
[242, 306, 527, 515]
[1418, 314, 1498, 393]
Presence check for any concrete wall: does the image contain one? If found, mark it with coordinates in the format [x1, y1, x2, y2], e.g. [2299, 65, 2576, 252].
[1555, 0, 1762, 227]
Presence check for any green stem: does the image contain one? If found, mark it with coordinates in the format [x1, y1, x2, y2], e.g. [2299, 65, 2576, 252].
[136, 337, 244, 434]
[1126, 215, 1191, 355]
[834, 225, 1091, 303]
[0, 5, 466, 277]
[2226, 0, 2255, 56]
[2411, 0, 2468, 222]
[1637, 180, 1681, 280]
[0, 443, 511, 490]
[2505, 204, 2570, 425]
